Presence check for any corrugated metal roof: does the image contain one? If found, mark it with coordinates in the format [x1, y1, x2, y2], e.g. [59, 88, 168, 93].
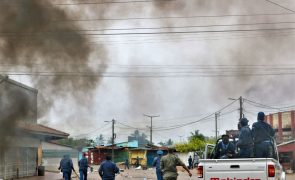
[277, 139, 295, 147]
[17, 122, 69, 138]
[0, 75, 38, 93]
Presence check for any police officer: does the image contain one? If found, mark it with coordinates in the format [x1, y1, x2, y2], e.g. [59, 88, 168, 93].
[188, 156, 193, 169]
[78, 153, 90, 180]
[252, 112, 275, 158]
[160, 149, 192, 180]
[237, 118, 253, 158]
[214, 134, 236, 159]
[58, 154, 75, 180]
[153, 150, 164, 180]
[98, 156, 119, 180]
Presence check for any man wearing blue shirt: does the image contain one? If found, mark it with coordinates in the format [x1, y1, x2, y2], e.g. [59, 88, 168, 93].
[252, 112, 275, 158]
[214, 134, 236, 159]
[99, 156, 119, 180]
[237, 118, 253, 158]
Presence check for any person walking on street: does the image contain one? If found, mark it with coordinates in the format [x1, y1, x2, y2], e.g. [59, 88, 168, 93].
[214, 134, 236, 159]
[99, 156, 119, 180]
[124, 158, 129, 170]
[252, 112, 275, 158]
[160, 149, 192, 180]
[188, 156, 193, 169]
[153, 150, 164, 180]
[58, 154, 76, 180]
[237, 118, 253, 158]
[78, 153, 90, 180]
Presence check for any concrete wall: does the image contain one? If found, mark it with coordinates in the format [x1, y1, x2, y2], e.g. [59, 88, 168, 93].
[42, 142, 79, 171]
[0, 78, 38, 124]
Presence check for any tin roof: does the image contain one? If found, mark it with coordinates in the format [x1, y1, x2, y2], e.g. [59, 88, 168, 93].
[277, 139, 295, 147]
[0, 75, 38, 93]
[17, 122, 69, 139]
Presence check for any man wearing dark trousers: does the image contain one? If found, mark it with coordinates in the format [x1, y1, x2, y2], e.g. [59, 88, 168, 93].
[99, 156, 119, 180]
[78, 153, 90, 180]
[252, 112, 275, 158]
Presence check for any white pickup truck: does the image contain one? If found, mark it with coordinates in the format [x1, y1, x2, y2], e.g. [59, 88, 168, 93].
[197, 138, 285, 180]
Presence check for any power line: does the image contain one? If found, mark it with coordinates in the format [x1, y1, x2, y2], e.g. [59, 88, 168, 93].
[54, 12, 295, 22]
[53, 0, 174, 6]
[265, 0, 295, 13]
[3, 21, 295, 33]
[3, 27, 295, 37]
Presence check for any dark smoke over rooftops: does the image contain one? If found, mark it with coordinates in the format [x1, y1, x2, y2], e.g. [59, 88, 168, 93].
[0, 0, 107, 146]
[0, 0, 108, 117]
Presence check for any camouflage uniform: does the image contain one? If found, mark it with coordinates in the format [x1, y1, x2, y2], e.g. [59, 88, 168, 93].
[160, 154, 186, 180]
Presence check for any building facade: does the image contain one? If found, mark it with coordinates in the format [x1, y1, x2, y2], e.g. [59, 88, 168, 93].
[0, 76, 69, 179]
[265, 111, 295, 143]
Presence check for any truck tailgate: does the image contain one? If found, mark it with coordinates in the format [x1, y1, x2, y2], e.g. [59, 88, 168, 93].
[203, 159, 267, 180]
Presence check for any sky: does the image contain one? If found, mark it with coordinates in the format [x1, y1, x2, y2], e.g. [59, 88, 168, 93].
[2, 0, 295, 144]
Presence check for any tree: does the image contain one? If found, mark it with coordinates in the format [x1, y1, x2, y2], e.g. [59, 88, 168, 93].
[189, 130, 205, 141]
[96, 134, 105, 145]
[158, 139, 174, 146]
[57, 138, 94, 148]
[128, 130, 149, 147]
[175, 131, 209, 152]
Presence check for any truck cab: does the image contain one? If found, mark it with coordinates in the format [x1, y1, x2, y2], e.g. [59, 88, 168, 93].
[197, 138, 285, 180]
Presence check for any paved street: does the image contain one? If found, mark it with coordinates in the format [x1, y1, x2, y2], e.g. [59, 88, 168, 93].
[18, 169, 295, 180]
[18, 168, 196, 180]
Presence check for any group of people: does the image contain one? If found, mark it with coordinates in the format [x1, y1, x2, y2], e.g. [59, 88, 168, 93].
[153, 149, 192, 180]
[59, 153, 119, 180]
[214, 111, 275, 159]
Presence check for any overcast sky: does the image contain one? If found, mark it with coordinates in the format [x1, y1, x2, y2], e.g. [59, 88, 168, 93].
[4, 0, 295, 144]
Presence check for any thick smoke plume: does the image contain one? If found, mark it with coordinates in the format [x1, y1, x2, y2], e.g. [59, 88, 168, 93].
[0, 80, 32, 151]
[0, 0, 108, 144]
[0, 0, 107, 118]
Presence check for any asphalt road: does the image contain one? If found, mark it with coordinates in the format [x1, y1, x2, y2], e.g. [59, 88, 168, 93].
[19, 170, 295, 180]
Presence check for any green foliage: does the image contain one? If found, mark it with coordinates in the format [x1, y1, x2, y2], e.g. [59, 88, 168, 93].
[175, 137, 206, 152]
[175, 130, 212, 153]
[158, 139, 174, 146]
[57, 138, 94, 148]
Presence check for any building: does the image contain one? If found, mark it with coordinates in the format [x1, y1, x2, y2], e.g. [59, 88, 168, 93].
[265, 111, 295, 143]
[41, 141, 78, 171]
[277, 140, 295, 172]
[0, 76, 69, 179]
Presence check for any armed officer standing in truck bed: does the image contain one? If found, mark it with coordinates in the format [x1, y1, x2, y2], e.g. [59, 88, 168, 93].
[252, 112, 275, 158]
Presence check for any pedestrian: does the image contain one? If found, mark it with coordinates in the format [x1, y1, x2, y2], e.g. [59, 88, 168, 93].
[153, 150, 164, 180]
[135, 156, 140, 167]
[193, 154, 199, 168]
[214, 134, 236, 159]
[252, 112, 275, 158]
[78, 153, 90, 180]
[188, 155, 193, 169]
[237, 118, 254, 158]
[98, 155, 119, 180]
[124, 158, 129, 170]
[58, 154, 76, 180]
[160, 149, 192, 180]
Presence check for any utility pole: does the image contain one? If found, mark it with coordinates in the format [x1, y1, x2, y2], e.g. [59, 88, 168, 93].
[239, 96, 244, 120]
[143, 114, 160, 145]
[215, 112, 220, 140]
[105, 119, 116, 161]
[111, 119, 115, 161]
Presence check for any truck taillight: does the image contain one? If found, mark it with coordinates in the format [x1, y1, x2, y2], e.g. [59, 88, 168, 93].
[268, 164, 275, 177]
[197, 165, 203, 178]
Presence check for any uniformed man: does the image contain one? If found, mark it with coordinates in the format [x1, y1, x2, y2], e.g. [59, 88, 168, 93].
[153, 150, 164, 180]
[214, 134, 236, 159]
[160, 149, 192, 180]
[58, 154, 75, 180]
[78, 153, 90, 180]
[188, 156, 193, 169]
[98, 156, 119, 180]
[237, 118, 253, 158]
[252, 112, 275, 158]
